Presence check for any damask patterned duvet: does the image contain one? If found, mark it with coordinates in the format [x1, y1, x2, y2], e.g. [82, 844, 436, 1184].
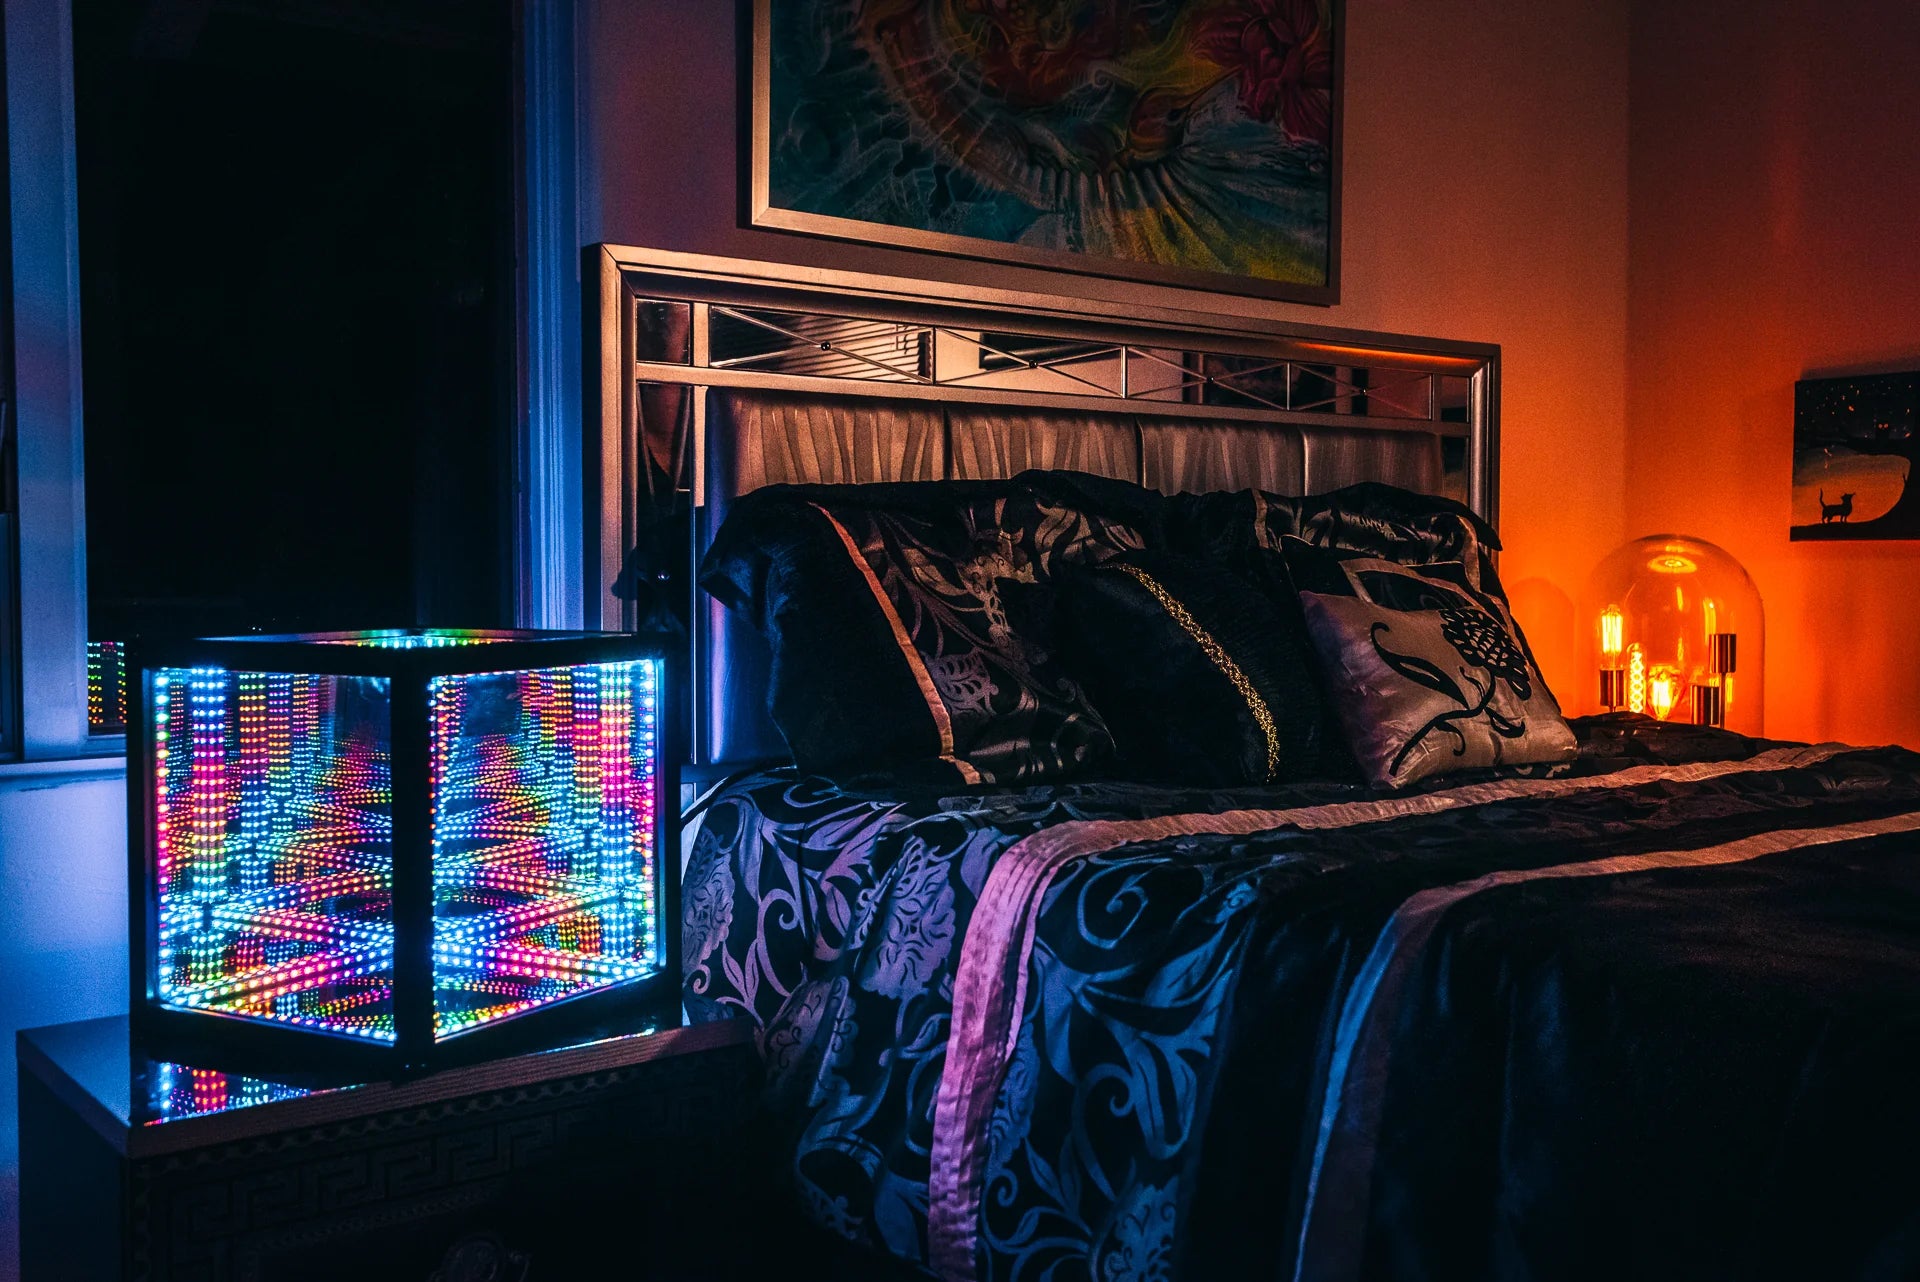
[682, 717, 1920, 1282]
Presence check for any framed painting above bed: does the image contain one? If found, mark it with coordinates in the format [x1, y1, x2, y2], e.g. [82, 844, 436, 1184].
[747, 0, 1344, 304]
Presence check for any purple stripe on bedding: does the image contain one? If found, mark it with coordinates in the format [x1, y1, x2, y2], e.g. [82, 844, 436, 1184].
[925, 744, 1848, 1282]
[1290, 803, 1920, 1282]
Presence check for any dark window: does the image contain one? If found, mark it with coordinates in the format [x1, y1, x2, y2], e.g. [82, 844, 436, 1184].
[74, 0, 518, 735]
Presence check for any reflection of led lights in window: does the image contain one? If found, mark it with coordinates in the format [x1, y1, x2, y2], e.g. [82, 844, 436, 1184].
[87, 640, 130, 733]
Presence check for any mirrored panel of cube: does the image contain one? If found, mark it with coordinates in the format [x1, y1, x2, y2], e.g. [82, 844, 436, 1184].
[429, 658, 662, 1038]
[150, 668, 398, 1041]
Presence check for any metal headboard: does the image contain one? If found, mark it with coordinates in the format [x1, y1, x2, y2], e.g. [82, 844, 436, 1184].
[585, 244, 1500, 770]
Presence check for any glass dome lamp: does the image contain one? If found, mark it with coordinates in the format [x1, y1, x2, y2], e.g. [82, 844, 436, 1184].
[1584, 535, 1764, 735]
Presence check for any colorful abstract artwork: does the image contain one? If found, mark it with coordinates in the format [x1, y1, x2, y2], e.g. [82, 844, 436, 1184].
[751, 0, 1342, 302]
[1791, 370, 1920, 540]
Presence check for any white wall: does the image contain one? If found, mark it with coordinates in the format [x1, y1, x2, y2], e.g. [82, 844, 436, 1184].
[0, 768, 127, 1281]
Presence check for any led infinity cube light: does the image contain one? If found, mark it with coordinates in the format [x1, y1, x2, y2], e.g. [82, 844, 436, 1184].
[128, 630, 677, 1070]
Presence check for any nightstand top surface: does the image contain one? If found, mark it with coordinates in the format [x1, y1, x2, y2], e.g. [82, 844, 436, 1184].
[18, 1010, 753, 1159]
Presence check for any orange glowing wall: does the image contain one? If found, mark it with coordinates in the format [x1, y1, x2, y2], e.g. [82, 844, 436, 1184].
[1628, 0, 1920, 747]
[578, 0, 1633, 706]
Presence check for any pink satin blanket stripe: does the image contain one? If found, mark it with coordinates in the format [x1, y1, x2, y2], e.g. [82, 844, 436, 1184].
[923, 743, 1848, 1281]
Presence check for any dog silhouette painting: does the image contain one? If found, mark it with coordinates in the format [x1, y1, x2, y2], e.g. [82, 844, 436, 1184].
[1793, 371, 1919, 540]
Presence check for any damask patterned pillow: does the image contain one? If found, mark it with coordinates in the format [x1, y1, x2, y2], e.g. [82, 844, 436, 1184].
[1054, 551, 1344, 785]
[701, 474, 1146, 787]
[1279, 537, 1576, 788]
[1165, 481, 1509, 605]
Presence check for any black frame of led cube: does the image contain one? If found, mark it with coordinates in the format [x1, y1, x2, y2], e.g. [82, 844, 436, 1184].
[126, 630, 682, 1074]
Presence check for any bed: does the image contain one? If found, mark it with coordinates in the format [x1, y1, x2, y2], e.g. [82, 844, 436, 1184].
[587, 246, 1920, 1281]
[685, 725, 1920, 1281]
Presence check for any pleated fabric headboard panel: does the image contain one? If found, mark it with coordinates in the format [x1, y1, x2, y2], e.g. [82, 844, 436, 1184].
[1139, 417, 1307, 495]
[1135, 418, 1441, 497]
[946, 406, 1140, 482]
[707, 388, 948, 497]
[1302, 430, 1443, 496]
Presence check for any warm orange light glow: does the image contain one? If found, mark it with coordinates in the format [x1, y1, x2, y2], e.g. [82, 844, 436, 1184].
[1288, 341, 1483, 371]
[1589, 536, 1764, 734]
[1649, 668, 1677, 720]
[1600, 606, 1624, 659]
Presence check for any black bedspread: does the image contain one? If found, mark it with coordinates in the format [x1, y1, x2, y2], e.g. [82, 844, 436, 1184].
[683, 718, 1920, 1281]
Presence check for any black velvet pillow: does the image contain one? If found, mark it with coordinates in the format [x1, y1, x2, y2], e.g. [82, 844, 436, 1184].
[1278, 537, 1576, 788]
[1055, 551, 1343, 786]
[699, 473, 1148, 787]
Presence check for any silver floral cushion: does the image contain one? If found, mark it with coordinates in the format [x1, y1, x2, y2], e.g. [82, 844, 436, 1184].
[1281, 537, 1576, 788]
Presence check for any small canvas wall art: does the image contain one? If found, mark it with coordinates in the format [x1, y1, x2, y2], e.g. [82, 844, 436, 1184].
[750, 0, 1343, 303]
[1791, 370, 1920, 540]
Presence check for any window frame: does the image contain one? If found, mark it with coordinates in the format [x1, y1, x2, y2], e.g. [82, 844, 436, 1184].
[5, 0, 103, 764]
[3, 0, 576, 766]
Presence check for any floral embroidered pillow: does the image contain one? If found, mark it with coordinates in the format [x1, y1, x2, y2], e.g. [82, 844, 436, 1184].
[1280, 537, 1576, 788]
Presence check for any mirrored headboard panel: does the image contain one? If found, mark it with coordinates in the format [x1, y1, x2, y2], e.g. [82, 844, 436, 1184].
[585, 245, 1499, 770]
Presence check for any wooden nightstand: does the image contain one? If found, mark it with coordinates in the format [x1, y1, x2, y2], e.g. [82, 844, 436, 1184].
[18, 1011, 759, 1281]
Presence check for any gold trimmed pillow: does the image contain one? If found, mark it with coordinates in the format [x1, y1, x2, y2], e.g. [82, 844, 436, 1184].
[1055, 551, 1347, 785]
